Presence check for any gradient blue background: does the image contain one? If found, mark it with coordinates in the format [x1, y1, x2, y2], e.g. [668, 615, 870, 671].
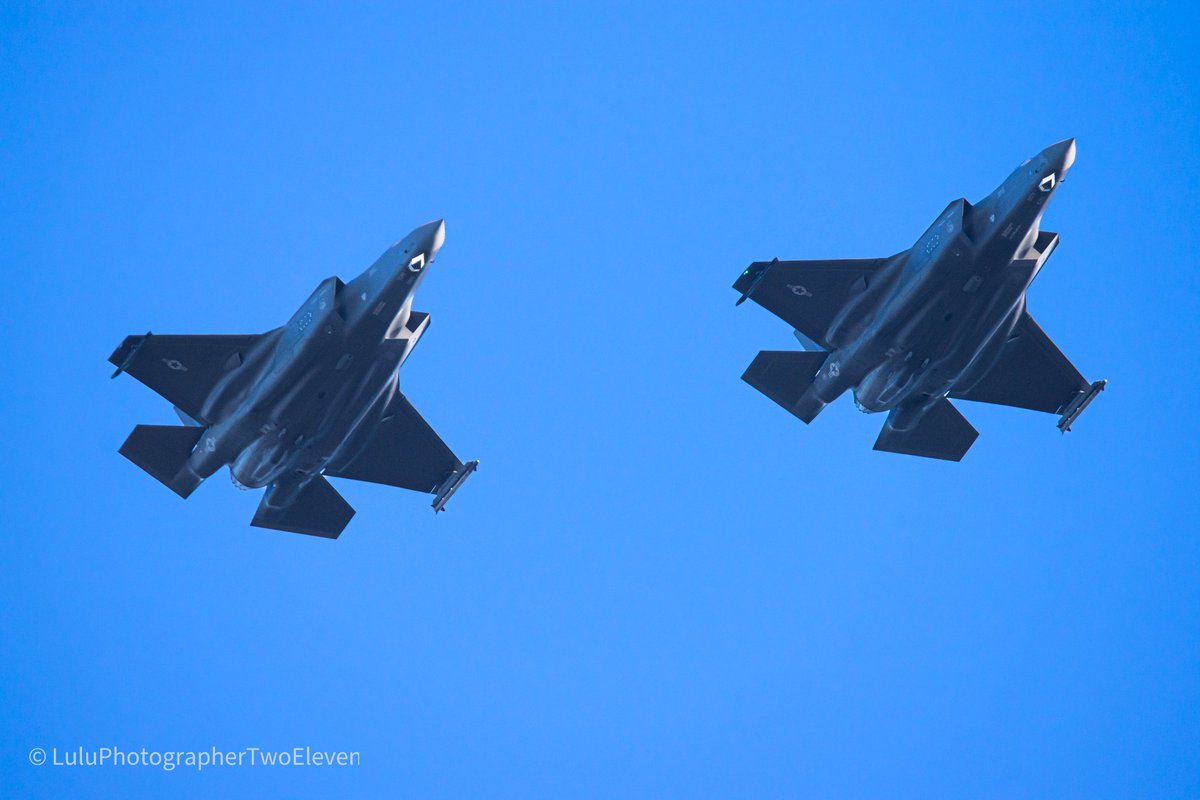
[2, 2, 1198, 797]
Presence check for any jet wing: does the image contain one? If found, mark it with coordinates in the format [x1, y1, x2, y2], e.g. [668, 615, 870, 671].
[325, 391, 471, 500]
[733, 257, 890, 348]
[108, 332, 269, 425]
[950, 312, 1090, 414]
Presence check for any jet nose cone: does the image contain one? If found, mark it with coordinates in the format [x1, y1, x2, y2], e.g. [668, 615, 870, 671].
[430, 218, 446, 253]
[414, 218, 446, 257]
[1043, 137, 1076, 174]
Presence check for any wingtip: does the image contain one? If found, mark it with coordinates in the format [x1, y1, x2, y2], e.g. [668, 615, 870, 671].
[431, 459, 478, 513]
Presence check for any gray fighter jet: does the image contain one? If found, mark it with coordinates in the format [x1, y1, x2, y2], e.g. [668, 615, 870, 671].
[109, 220, 477, 537]
[733, 139, 1104, 461]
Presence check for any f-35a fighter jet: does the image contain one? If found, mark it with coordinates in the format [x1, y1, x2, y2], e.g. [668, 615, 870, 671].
[734, 139, 1104, 461]
[110, 220, 477, 537]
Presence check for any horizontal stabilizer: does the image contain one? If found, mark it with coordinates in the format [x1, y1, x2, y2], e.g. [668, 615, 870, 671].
[873, 399, 979, 461]
[250, 476, 355, 539]
[742, 350, 828, 423]
[118, 424, 205, 497]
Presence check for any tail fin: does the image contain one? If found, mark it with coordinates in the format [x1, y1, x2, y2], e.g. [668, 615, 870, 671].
[873, 399, 979, 461]
[250, 476, 355, 539]
[741, 350, 829, 423]
[118, 424, 205, 497]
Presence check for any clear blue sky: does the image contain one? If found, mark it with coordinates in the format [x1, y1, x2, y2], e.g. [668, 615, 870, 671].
[2, 2, 1198, 797]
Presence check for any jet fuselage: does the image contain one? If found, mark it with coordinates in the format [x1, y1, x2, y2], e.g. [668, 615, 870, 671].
[177, 220, 447, 505]
[796, 139, 1077, 430]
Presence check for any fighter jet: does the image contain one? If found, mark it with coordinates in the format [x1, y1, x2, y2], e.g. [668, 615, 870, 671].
[733, 139, 1104, 461]
[109, 220, 477, 537]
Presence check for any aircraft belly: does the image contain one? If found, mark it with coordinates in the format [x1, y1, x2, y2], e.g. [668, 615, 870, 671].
[880, 244, 1021, 388]
[308, 381, 394, 468]
[230, 437, 292, 489]
[855, 274, 1026, 418]
[853, 357, 912, 412]
[198, 329, 283, 424]
[854, 302, 983, 412]
[230, 393, 373, 490]
[296, 347, 405, 471]
[938, 256, 1035, 383]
